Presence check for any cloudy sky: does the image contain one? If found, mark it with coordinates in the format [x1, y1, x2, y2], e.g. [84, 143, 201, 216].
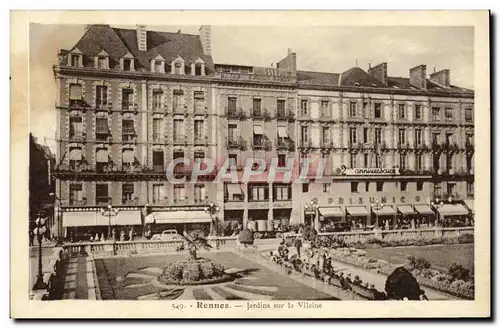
[28, 24, 474, 152]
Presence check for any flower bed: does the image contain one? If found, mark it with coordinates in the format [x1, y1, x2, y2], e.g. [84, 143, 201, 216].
[158, 258, 232, 286]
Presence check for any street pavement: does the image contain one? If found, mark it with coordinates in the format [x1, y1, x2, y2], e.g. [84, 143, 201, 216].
[29, 246, 55, 289]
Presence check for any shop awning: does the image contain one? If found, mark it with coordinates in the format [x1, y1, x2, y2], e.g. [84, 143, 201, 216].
[319, 207, 344, 217]
[278, 126, 289, 138]
[147, 211, 211, 224]
[414, 204, 434, 215]
[398, 205, 417, 215]
[63, 212, 97, 227]
[464, 200, 474, 212]
[438, 204, 469, 217]
[69, 148, 82, 161]
[227, 184, 243, 196]
[253, 125, 263, 135]
[346, 206, 368, 216]
[96, 149, 109, 163]
[122, 149, 135, 163]
[373, 206, 396, 216]
[95, 211, 141, 226]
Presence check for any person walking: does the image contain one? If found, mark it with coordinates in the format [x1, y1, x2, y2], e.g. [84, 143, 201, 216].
[29, 229, 34, 246]
[120, 230, 125, 241]
[129, 227, 134, 241]
[295, 237, 303, 258]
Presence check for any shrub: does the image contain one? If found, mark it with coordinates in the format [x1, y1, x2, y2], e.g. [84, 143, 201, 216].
[448, 263, 471, 282]
[200, 261, 216, 279]
[457, 234, 474, 244]
[450, 279, 468, 290]
[238, 228, 254, 244]
[212, 262, 225, 274]
[414, 258, 431, 270]
[182, 262, 202, 282]
[163, 262, 184, 280]
[302, 226, 317, 242]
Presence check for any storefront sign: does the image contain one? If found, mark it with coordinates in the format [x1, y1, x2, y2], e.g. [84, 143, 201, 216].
[340, 165, 400, 176]
[327, 195, 424, 206]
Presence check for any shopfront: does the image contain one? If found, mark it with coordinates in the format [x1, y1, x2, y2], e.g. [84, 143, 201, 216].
[437, 204, 471, 227]
[145, 210, 212, 235]
[372, 205, 397, 229]
[345, 205, 370, 229]
[397, 205, 419, 228]
[414, 204, 436, 226]
[317, 206, 346, 232]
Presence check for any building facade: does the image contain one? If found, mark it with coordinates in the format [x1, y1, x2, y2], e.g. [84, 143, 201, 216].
[52, 25, 474, 238]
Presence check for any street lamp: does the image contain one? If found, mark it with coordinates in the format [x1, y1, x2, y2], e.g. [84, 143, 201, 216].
[304, 198, 319, 229]
[32, 216, 47, 290]
[431, 198, 444, 227]
[205, 201, 220, 248]
[101, 204, 119, 239]
[371, 198, 385, 229]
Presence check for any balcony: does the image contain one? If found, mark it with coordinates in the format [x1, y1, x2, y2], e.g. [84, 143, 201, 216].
[348, 141, 364, 150]
[95, 102, 113, 113]
[122, 198, 139, 206]
[194, 135, 209, 146]
[69, 131, 86, 142]
[122, 134, 137, 144]
[397, 142, 411, 150]
[252, 138, 272, 151]
[251, 108, 272, 121]
[276, 109, 295, 122]
[298, 140, 313, 149]
[153, 165, 165, 173]
[319, 114, 334, 122]
[69, 99, 90, 112]
[320, 140, 334, 150]
[225, 107, 247, 120]
[276, 138, 295, 152]
[172, 105, 188, 116]
[226, 137, 247, 150]
[69, 199, 87, 207]
[122, 103, 138, 114]
[96, 196, 111, 205]
[173, 135, 187, 145]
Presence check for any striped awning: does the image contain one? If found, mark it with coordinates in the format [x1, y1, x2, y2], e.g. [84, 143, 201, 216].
[372, 205, 396, 216]
[319, 207, 344, 217]
[69, 148, 82, 161]
[398, 205, 417, 215]
[253, 125, 263, 135]
[146, 211, 211, 224]
[346, 206, 368, 216]
[438, 204, 469, 217]
[227, 184, 243, 196]
[122, 149, 135, 163]
[96, 149, 109, 163]
[414, 204, 434, 215]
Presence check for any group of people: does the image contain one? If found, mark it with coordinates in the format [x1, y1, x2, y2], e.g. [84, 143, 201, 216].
[65, 227, 136, 243]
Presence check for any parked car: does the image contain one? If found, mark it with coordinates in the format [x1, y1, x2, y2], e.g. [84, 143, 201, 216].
[150, 229, 182, 241]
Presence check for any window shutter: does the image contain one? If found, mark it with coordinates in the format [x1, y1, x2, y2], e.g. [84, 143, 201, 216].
[69, 84, 82, 100]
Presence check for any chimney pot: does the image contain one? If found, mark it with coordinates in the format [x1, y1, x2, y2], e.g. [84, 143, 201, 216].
[430, 68, 450, 88]
[409, 64, 427, 89]
[288, 48, 292, 55]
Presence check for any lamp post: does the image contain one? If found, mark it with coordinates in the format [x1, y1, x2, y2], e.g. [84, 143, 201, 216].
[101, 204, 119, 239]
[431, 198, 444, 227]
[205, 201, 220, 247]
[304, 198, 319, 229]
[371, 198, 385, 229]
[32, 216, 47, 290]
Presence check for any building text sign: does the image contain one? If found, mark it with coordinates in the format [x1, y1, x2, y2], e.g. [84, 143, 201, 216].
[341, 165, 400, 176]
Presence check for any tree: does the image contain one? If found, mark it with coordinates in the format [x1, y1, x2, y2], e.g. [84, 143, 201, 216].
[182, 230, 212, 261]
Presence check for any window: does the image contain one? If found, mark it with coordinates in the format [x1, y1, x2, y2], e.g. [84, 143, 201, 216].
[301, 126, 308, 144]
[122, 183, 134, 203]
[69, 116, 83, 139]
[446, 154, 452, 172]
[95, 118, 109, 140]
[446, 133, 454, 145]
[351, 182, 359, 193]
[432, 107, 440, 121]
[228, 97, 237, 112]
[414, 104, 422, 120]
[321, 100, 329, 117]
[253, 125, 263, 147]
[69, 84, 82, 105]
[434, 183, 442, 197]
[322, 127, 330, 144]
[349, 102, 357, 117]
[398, 129, 406, 145]
[398, 104, 406, 119]
[322, 182, 331, 193]
[365, 182, 370, 192]
[152, 184, 164, 204]
[364, 153, 369, 167]
[122, 119, 135, 141]
[275, 184, 291, 200]
[416, 154, 423, 171]
[195, 64, 203, 76]
[376, 181, 384, 192]
[173, 185, 185, 203]
[374, 128, 382, 144]
[350, 128, 357, 144]
[96, 86, 108, 106]
[401, 181, 408, 191]
[194, 120, 204, 141]
[467, 181, 474, 197]
[228, 124, 238, 142]
[417, 181, 423, 191]
[447, 182, 456, 196]
[96, 184, 109, 205]
[374, 103, 382, 119]
[228, 154, 237, 168]
[277, 99, 286, 116]
[173, 90, 184, 110]
[152, 118, 161, 142]
[174, 62, 182, 74]
[465, 108, 473, 122]
[249, 184, 268, 201]
[173, 119, 185, 142]
[302, 183, 309, 193]
[194, 185, 206, 203]
[194, 91, 204, 111]
[152, 151, 164, 172]
[301, 99, 308, 116]
[350, 154, 356, 167]
[98, 57, 107, 69]
[466, 133, 474, 146]
[433, 133, 440, 145]
[363, 127, 369, 143]
[123, 59, 132, 71]
[278, 154, 286, 168]
[154, 61, 163, 73]
[69, 184, 83, 205]
[173, 151, 184, 175]
[122, 88, 133, 110]
[253, 98, 262, 114]
[375, 155, 382, 168]
[363, 102, 369, 118]
[433, 154, 440, 172]
[415, 129, 422, 146]
[445, 108, 453, 121]
[69, 147, 83, 169]
[153, 90, 163, 109]
[70, 55, 80, 67]
[400, 154, 406, 170]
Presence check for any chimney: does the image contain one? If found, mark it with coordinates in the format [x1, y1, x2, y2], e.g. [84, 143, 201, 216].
[368, 62, 388, 85]
[276, 49, 297, 75]
[430, 69, 451, 88]
[409, 64, 427, 89]
[137, 25, 147, 52]
[287, 48, 292, 55]
[199, 25, 212, 56]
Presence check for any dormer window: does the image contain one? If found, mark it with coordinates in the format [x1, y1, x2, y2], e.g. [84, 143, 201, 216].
[191, 58, 206, 76]
[174, 63, 182, 74]
[170, 56, 185, 75]
[71, 55, 81, 67]
[150, 55, 165, 73]
[123, 59, 132, 71]
[155, 61, 162, 73]
[195, 64, 202, 76]
[120, 52, 135, 71]
[98, 57, 107, 69]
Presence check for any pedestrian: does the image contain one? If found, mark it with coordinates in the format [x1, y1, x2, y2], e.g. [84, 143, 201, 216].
[324, 251, 332, 276]
[295, 237, 302, 258]
[112, 228, 116, 241]
[120, 230, 125, 241]
[29, 229, 34, 246]
[129, 227, 134, 241]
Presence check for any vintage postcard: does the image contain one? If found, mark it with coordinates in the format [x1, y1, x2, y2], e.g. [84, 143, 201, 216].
[11, 10, 490, 318]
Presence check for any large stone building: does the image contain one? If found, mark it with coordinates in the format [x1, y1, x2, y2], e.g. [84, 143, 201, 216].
[52, 25, 474, 238]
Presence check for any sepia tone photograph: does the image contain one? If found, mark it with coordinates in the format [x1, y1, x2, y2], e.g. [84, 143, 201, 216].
[11, 10, 490, 319]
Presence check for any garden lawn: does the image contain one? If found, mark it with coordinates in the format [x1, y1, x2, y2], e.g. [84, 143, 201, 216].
[95, 252, 335, 300]
[365, 244, 474, 273]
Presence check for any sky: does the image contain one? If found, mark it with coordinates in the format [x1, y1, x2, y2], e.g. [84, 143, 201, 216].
[28, 24, 474, 153]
